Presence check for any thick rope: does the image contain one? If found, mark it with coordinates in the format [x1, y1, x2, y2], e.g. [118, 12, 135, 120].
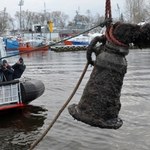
[29, 62, 89, 150]
[105, 0, 112, 20]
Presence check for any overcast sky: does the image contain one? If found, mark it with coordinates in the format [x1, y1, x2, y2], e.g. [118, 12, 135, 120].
[0, 0, 125, 20]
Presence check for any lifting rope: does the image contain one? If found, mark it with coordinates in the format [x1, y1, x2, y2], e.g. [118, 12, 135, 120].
[29, 0, 112, 149]
[105, 0, 112, 20]
[104, 0, 128, 47]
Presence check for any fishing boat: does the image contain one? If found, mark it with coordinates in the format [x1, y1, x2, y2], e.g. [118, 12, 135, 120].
[3, 35, 49, 52]
[18, 39, 49, 52]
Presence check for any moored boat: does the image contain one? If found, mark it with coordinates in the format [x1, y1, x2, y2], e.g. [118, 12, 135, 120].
[18, 39, 49, 52]
[64, 32, 104, 46]
[64, 34, 90, 46]
[3, 36, 19, 51]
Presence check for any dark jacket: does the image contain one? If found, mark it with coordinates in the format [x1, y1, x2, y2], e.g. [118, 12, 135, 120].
[2, 65, 14, 81]
[12, 63, 26, 79]
[0, 66, 4, 82]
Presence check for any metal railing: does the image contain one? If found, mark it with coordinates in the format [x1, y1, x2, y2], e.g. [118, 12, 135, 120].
[0, 81, 21, 105]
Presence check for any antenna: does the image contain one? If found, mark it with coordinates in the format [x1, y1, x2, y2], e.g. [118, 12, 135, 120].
[19, 0, 24, 6]
[18, 0, 24, 31]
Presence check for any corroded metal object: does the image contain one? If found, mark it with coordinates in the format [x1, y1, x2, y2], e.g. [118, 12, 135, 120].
[68, 42, 128, 129]
[68, 22, 142, 129]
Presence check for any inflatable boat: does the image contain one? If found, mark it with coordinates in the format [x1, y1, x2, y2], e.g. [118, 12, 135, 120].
[0, 78, 45, 111]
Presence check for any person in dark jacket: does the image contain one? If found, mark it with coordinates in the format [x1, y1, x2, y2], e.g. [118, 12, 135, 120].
[2, 59, 14, 81]
[12, 57, 26, 79]
[0, 65, 4, 82]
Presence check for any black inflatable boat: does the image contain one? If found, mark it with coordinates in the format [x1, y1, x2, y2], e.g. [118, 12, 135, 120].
[0, 78, 45, 111]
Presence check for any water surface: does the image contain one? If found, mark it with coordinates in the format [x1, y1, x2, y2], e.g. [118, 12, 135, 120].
[2, 49, 150, 150]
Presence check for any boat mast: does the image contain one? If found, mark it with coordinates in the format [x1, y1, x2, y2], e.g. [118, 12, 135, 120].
[44, 2, 47, 37]
[18, 0, 24, 32]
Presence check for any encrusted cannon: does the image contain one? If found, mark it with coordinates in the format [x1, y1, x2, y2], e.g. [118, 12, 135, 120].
[68, 22, 150, 129]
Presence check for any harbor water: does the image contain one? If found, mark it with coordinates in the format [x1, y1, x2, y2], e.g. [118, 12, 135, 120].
[1, 49, 150, 150]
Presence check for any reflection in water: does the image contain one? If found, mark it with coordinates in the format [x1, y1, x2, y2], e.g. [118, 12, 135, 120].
[0, 105, 47, 150]
[20, 50, 48, 58]
[6, 50, 19, 57]
[6, 49, 48, 60]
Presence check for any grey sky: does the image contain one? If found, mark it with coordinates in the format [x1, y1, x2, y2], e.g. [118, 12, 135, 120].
[0, 0, 125, 20]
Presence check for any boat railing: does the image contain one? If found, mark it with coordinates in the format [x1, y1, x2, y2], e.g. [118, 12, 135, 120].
[0, 80, 22, 105]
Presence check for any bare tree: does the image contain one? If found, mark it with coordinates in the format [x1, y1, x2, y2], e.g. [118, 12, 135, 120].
[144, 1, 150, 21]
[0, 8, 13, 35]
[124, 0, 148, 23]
[50, 11, 69, 29]
[86, 9, 94, 28]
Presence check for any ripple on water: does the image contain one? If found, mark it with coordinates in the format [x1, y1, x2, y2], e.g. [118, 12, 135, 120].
[2, 50, 150, 150]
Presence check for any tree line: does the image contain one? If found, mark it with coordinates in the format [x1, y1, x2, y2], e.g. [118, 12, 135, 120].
[0, 0, 150, 35]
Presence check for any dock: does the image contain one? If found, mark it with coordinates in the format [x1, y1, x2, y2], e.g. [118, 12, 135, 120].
[50, 45, 88, 52]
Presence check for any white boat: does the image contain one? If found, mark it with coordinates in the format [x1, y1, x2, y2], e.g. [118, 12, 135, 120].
[64, 32, 104, 46]
[64, 34, 91, 46]
[0, 37, 7, 59]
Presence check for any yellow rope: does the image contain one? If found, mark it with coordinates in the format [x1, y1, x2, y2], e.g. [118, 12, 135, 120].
[29, 62, 89, 150]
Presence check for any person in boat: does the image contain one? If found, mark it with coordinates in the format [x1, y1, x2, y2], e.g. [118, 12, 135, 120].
[12, 57, 26, 79]
[0, 64, 4, 82]
[1, 59, 14, 81]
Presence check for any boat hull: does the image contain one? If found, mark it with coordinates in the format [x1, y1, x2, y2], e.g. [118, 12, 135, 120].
[72, 41, 89, 46]
[18, 46, 49, 52]
[20, 78, 45, 104]
[0, 78, 45, 111]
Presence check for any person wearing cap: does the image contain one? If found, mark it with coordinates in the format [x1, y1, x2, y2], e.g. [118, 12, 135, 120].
[12, 57, 26, 79]
[2, 59, 14, 81]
